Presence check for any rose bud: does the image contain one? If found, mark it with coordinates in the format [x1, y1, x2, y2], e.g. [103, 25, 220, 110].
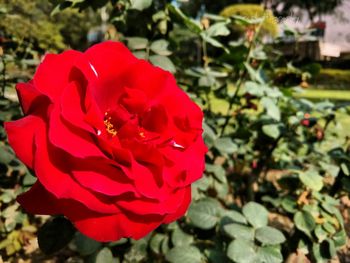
[300, 114, 317, 128]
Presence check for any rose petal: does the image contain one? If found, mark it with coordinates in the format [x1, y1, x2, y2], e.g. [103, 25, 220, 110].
[17, 181, 62, 215]
[121, 60, 170, 101]
[16, 82, 48, 115]
[131, 160, 163, 199]
[162, 78, 204, 130]
[34, 126, 120, 214]
[18, 182, 159, 242]
[116, 186, 186, 215]
[163, 185, 191, 223]
[74, 41, 138, 111]
[120, 87, 148, 114]
[141, 104, 168, 133]
[71, 162, 136, 196]
[162, 137, 206, 188]
[73, 212, 163, 242]
[48, 103, 105, 158]
[34, 50, 82, 100]
[4, 115, 43, 168]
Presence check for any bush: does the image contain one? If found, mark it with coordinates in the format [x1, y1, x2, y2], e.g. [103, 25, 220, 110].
[313, 69, 350, 90]
[220, 4, 279, 38]
[0, 0, 349, 262]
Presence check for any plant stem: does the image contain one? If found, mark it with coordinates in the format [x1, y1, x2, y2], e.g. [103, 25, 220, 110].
[220, 21, 265, 136]
[1, 56, 6, 98]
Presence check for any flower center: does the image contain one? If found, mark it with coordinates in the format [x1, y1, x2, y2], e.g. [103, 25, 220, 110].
[104, 113, 117, 137]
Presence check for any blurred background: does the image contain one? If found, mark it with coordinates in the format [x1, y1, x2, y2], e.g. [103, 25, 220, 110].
[1, 0, 350, 98]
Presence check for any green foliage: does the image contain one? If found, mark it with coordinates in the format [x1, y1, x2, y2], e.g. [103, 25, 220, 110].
[0, 0, 100, 52]
[220, 4, 279, 37]
[38, 217, 76, 255]
[313, 69, 350, 90]
[0, 0, 65, 51]
[1, 0, 349, 262]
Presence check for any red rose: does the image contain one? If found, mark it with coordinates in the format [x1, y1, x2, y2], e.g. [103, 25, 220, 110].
[5, 41, 207, 241]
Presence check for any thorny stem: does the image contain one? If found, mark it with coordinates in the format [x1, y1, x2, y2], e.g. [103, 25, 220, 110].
[202, 38, 208, 68]
[1, 55, 6, 98]
[202, 38, 212, 112]
[220, 20, 265, 136]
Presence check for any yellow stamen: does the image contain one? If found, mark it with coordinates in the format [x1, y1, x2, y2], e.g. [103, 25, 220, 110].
[139, 131, 145, 138]
[104, 114, 117, 137]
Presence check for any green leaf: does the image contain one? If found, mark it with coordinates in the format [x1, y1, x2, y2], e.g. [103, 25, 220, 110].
[313, 240, 336, 261]
[201, 33, 228, 52]
[149, 55, 176, 73]
[299, 170, 323, 191]
[130, 0, 152, 11]
[23, 173, 37, 186]
[261, 97, 281, 121]
[38, 216, 75, 255]
[204, 13, 229, 22]
[193, 175, 211, 191]
[341, 163, 350, 176]
[244, 81, 264, 97]
[262, 196, 282, 207]
[0, 145, 14, 164]
[255, 226, 286, 245]
[262, 124, 280, 139]
[326, 239, 336, 259]
[281, 196, 297, 213]
[161, 235, 170, 254]
[172, 227, 194, 247]
[242, 202, 269, 228]
[213, 178, 229, 200]
[124, 238, 148, 262]
[312, 243, 325, 263]
[342, 177, 350, 192]
[244, 62, 265, 84]
[203, 122, 217, 148]
[74, 232, 101, 256]
[206, 22, 230, 37]
[187, 199, 221, 229]
[214, 137, 238, 154]
[206, 249, 229, 263]
[108, 238, 128, 247]
[315, 225, 328, 242]
[257, 246, 283, 263]
[223, 223, 255, 240]
[231, 15, 263, 26]
[0, 190, 15, 204]
[333, 229, 347, 248]
[294, 211, 316, 238]
[198, 75, 216, 87]
[220, 210, 247, 225]
[95, 247, 114, 263]
[150, 233, 167, 254]
[51, 1, 73, 16]
[206, 164, 226, 183]
[251, 47, 267, 60]
[227, 239, 257, 263]
[167, 4, 202, 34]
[319, 162, 340, 177]
[322, 222, 336, 235]
[126, 37, 149, 50]
[150, 39, 172, 56]
[165, 246, 202, 263]
[132, 51, 148, 59]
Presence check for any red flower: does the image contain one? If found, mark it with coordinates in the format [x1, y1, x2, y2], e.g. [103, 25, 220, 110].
[5, 41, 207, 242]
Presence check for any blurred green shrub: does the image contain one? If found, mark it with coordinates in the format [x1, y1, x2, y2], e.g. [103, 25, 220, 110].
[220, 4, 279, 38]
